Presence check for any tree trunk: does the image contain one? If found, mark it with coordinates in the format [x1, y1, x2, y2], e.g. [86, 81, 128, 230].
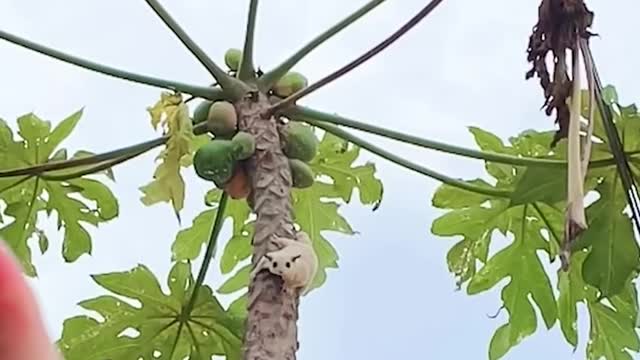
[237, 91, 300, 360]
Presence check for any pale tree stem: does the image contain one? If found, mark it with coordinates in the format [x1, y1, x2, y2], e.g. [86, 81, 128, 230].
[562, 40, 587, 271]
[237, 92, 298, 359]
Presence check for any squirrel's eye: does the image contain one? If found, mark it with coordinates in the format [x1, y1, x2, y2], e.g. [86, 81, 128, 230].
[272, 262, 278, 268]
[285, 262, 291, 268]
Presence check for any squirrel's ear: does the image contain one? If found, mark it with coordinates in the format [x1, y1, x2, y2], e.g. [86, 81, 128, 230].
[291, 254, 302, 262]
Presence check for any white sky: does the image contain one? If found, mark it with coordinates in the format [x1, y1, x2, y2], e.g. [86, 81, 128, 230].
[0, 0, 639, 359]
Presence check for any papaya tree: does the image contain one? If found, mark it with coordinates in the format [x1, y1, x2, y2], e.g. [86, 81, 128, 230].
[0, 0, 639, 359]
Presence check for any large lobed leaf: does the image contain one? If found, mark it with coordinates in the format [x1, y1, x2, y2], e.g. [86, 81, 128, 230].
[431, 88, 640, 359]
[58, 261, 244, 360]
[0, 111, 118, 276]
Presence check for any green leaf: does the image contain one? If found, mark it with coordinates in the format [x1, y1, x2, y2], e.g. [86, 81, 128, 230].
[220, 221, 254, 275]
[17, 113, 50, 162]
[42, 109, 83, 159]
[587, 295, 640, 360]
[68, 178, 119, 221]
[310, 131, 383, 206]
[468, 207, 557, 360]
[0, 180, 44, 276]
[292, 181, 355, 293]
[217, 264, 251, 294]
[173, 209, 216, 261]
[468, 126, 517, 184]
[431, 127, 572, 358]
[602, 85, 619, 105]
[468, 126, 512, 154]
[581, 177, 640, 298]
[49, 148, 68, 162]
[556, 245, 639, 358]
[557, 250, 591, 348]
[58, 262, 244, 360]
[45, 182, 100, 262]
[431, 179, 494, 209]
[172, 192, 251, 263]
[227, 293, 248, 318]
[432, 202, 507, 239]
[509, 166, 566, 206]
[0, 111, 118, 274]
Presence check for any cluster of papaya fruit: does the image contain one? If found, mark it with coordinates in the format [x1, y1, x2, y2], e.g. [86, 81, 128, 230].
[190, 49, 319, 200]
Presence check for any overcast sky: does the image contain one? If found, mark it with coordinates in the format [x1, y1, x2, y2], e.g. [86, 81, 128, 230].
[1, 1, 639, 359]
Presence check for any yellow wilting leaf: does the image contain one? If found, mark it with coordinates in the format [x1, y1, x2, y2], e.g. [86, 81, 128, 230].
[140, 92, 196, 222]
[146, 92, 183, 130]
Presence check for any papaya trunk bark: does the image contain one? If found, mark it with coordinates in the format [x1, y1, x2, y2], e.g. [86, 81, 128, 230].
[236, 91, 300, 359]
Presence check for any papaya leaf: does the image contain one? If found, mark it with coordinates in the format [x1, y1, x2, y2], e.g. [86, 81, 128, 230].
[310, 131, 383, 206]
[601, 85, 620, 105]
[586, 279, 640, 360]
[44, 179, 117, 262]
[172, 189, 251, 263]
[580, 177, 640, 298]
[432, 107, 640, 359]
[140, 92, 195, 221]
[41, 109, 83, 160]
[292, 181, 356, 293]
[0, 111, 118, 275]
[227, 293, 248, 318]
[467, 206, 557, 360]
[431, 182, 508, 287]
[468, 126, 516, 184]
[57, 262, 244, 360]
[432, 127, 571, 358]
[217, 264, 251, 295]
[0, 181, 45, 276]
[0, 118, 23, 165]
[509, 166, 567, 206]
[557, 234, 640, 359]
[431, 178, 495, 209]
[219, 221, 253, 275]
[557, 250, 590, 348]
[16, 113, 51, 163]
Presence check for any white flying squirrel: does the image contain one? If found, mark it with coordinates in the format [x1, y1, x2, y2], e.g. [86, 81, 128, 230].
[250, 230, 318, 296]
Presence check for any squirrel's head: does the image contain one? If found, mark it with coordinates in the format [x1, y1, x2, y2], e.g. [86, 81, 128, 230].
[266, 254, 301, 276]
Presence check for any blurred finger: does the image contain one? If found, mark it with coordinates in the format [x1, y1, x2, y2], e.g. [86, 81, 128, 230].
[0, 241, 61, 360]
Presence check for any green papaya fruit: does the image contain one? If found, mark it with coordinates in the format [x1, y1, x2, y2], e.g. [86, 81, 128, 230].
[193, 100, 212, 124]
[231, 131, 256, 160]
[289, 159, 314, 189]
[193, 140, 238, 185]
[282, 122, 318, 162]
[224, 48, 243, 72]
[207, 101, 238, 137]
[273, 72, 308, 97]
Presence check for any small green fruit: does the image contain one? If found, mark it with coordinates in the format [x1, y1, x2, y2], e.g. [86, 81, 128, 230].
[289, 159, 314, 189]
[193, 140, 238, 185]
[207, 101, 238, 137]
[273, 72, 308, 97]
[193, 100, 212, 124]
[224, 48, 243, 72]
[231, 131, 256, 160]
[282, 122, 319, 162]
